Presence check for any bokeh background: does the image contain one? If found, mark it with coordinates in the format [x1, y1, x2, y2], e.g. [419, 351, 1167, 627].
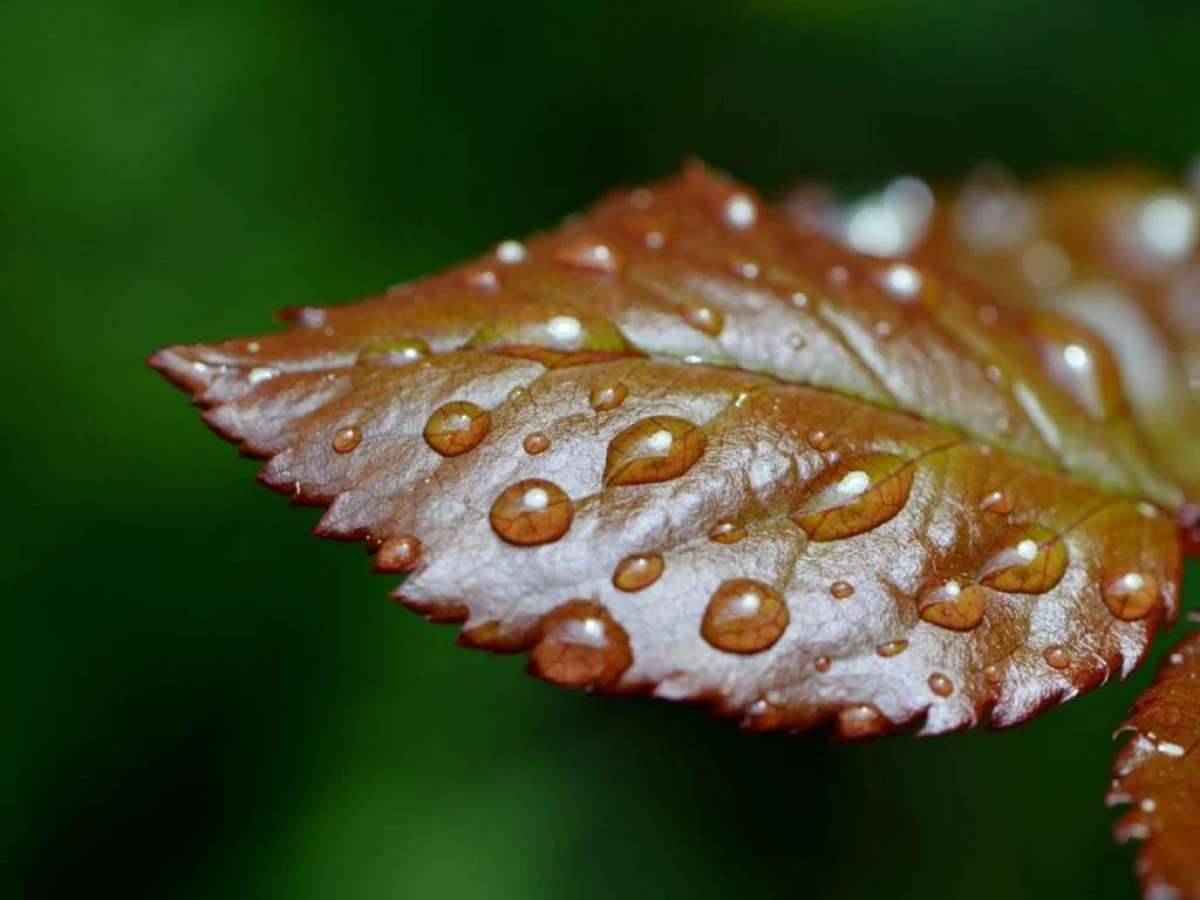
[5, 0, 1199, 897]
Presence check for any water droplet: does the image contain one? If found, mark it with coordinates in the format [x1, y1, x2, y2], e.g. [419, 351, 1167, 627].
[530, 600, 632, 688]
[879, 262, 923, 301]
[876, 640, 909, 658]
[978, 525, 1067, 594]
[806, 429, 833, 451]
[1031, 313, 1126, 421]
[1137, 193, 1197, 263]
[1101, 571, 1161, 621]
[495, 240, 528, 264]
[918, 580, 986, 631]
[489, 479, 573, 546]
[359, 338, 430, 366]
[555, 236, 623, 275]
[874, 320, 893, 339]
[604, 416, 707, 487]
[629, 188, 653, 210]
[612, 553, 664, 592]
[983, 664, 1003, 685]
[1156, 740, 1187, 758]
[732, 257, 761, 280]
[792, 453, 914, 541]
[787, 332, 806, 350]
[791, 291, 809, 309]
[424, 400, 492, 457]
[980, 490, 1014, 514]
[830, 580, 855, 599]
[374, 534, 422, 573]
[523, 432, 550, 455]
[928, 673, 955, 697]
[1044, 645, 1072, 670]
[837, 704, 889, 740]
[248, 367, 278, 385]
[332, 426, 362, 454]
[709, 520, 747, 544]
[724, 192, 758, 229]
[814, 655, 832, 673]
[589, 381, 628, 411]
[685, 305, 725, 337]
[701, 579, 788, 654]
[464, 267, 501, 291]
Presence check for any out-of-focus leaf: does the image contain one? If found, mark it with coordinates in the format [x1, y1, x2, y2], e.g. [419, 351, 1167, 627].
[152, 165, 1190, 738]
[785, 166, 1200, 499]
[1109, 628, 1200, 900]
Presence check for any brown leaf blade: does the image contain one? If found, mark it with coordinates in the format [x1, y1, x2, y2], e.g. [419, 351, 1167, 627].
[151, 165, 1188, 738]
[1109, 630, 1200, 900]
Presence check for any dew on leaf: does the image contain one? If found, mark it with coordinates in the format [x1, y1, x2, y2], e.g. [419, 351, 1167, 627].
[701, 579, 788, 654]
[489, 479, 573, 546]
[424, 400, 492, 457]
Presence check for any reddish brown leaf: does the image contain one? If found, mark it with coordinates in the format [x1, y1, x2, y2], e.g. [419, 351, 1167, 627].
[786, 167, 1200, 500]
[152, 164, 1190, 738]
[1109, 629, 1200, 900]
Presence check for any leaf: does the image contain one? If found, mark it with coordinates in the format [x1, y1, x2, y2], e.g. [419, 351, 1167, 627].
[1109, 628, 1200, 900]
[151, 164, 1190, 738]
[785, 166, 1200, 500]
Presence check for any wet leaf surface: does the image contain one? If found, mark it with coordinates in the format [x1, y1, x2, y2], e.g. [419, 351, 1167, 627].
[1109, 629, 1200, 900]
[152, 165, 1191, 738]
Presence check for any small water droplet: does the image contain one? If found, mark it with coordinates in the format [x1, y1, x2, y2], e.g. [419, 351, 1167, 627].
[1156, 740, 1187, 757]
[983, 664, 1003, 685]
[701, 579, 788, 654]
[375, 534, 422, 573]
[555, 236, 623, 274]
[424, 400, 492, 457]
[928, 673, 955, 697]
[787, 332, 806, 350]
[332, 426, 362, 454]
[830, 580, 855, 599]
[612, 553, 664, 592]
[1044, 645, 1072, 670]
[837, 704, 889, 740]
[604, 416, 707, 486]
[918, 580, 986, 631]
[733, 258, 761, 280]
[530, 600, 632, 688]
[724, 193, 758, 229]
[806, 430, 834, 451]
[588, 381, 628, 412]
[984, 364, 1004, 383]
[359, 338, 430, 366]
[248, 366, 278, 385]
[876, 640, 909, 658]
[685, 305, 725, 337]
[980, 490, 1013, 514]
[827, 265, 850, 286]
[709, 520, 747, 544]
[1101, 571, 1160, 621]
[489, 479, 573, 546]
[465, 267, 501, 291]
[814, 655, 832, 672]
[791, 291, 810, 309]
[879, 262, 923, 301]
[495, 240, 528, 264]
[874, 320, 893, 339]
[629, 188, 653, 210]
[523, 432, 550, 455]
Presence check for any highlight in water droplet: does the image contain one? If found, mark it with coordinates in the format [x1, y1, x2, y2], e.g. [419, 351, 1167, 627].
[489, 479, 573, 546]
[701, 579, 788, 654]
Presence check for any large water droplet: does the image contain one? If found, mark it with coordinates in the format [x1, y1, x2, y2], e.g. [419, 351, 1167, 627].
[424, 400, 492, 457]
[917, 580, 986, 631]
[978, 525, 1067, 594]
[332, 426, 362, 454]
[489, 479, 573, 546]
[555, 236, 624, 275]
[374, 534, 422, 573]
[529, 600, 632, 688]
[604, 416, 707, 487]
[1101, 571, 1161, 621]
[612, 553, 664, 592]
[791, 453, 914, 541]
[701, 579, 788, 654]
[589, 381, 628, 412]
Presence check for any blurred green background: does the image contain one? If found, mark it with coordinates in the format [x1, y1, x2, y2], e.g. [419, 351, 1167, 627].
[5, 0, 1199, 897]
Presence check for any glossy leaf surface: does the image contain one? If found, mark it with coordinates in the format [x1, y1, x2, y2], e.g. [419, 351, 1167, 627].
[152, 165, 1190, 738]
